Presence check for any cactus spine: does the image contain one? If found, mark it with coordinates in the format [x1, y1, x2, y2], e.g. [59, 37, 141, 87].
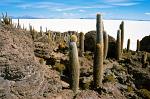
[69, 35, 80, 93]
[93, 13, 104, 88]
[103, 31, 108, 59]
[116, 29, 121, 60]
[120, 21, 124, 53]
[79, 32, 84, 57]
[136, 39, 140, 52]
[127, 39, 130, 52]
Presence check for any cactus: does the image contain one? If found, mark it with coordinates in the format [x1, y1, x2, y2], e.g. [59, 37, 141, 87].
[116, 29, 121, 60]
[136, 39, 140, 52]
[29, 24, 32, 33]
[96, 14, 103, 44]
[69, 35, 80, 93]
[79, 32, 84, 57]
[23, 24, 25, 30]
[48, 32, 52, 44]
[1, 12, 12, 25]
[120, 21, 124, 53]
[17, 18, 20, 28]
[46, 27, 48, 33]
[103, 31, 108, 59]
[93, 13, 104, 88]
[32, 27, 36, 40]
[70, 34, 77, 42]
[40, 26, 43, 36]
[127, 39, 130, 52]
[93, 44, 104, 88]
[142, 52, 147, 64]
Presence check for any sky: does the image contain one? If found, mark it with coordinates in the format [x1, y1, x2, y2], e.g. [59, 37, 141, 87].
[0, 0, 150, 20]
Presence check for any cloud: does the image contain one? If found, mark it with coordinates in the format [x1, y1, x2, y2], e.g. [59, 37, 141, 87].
[0, 0, 23, 6]
[16, 0, 143, 12]
[79, 10, 86, 12]
[104, 0, 130, 3]
[55, 5, 113, 12]
[145, 12, 150, 15]
[17, 1, 113, 11]
[17, 2, 64, 9]
[112, 2, 139, 6]
[104, 0, 142, 6]
[1, 0, 22, 3]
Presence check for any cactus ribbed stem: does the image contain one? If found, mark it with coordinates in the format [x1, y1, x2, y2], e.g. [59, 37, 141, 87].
[69, 41, 80, 93]
[136, 39, 140, 52]
[103, 31, 108, 59]
[93, 13, 104, 88]
[40, 26, 42, 33]
[127, 39, 130, 52]
[23, 24, 24, 30]
[93, 44, 104, 88]
[142, 52, 147, 64]
[48, 32, 51, 43]
[96, 14, 103, 44]
[17, 19, 20, 28]
[120, 21, 124, 53]
[46, 27, 48, 33]
[79, 32, 84, 57]
[116, 29, 121, 60]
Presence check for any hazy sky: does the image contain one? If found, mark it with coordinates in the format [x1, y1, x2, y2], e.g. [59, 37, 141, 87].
[0, 0, 150, 20]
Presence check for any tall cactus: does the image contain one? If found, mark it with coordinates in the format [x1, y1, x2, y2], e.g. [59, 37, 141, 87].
[40, 26, 43, 36]
[69, 35, 80, 93]
[48, 32, 52, 43]
[142, 52, 147, 64]
[23, 24, 25, 30]
[1, 12, 12, 25]
[93, 13, 104, 88]
[79, 32, 84, 57]
[116, 29, 121, 60]
[103, 31, 108, 59]
[29, 24, 32, 33]
[17, 18, 20, 28]
[46, 27, 48, 33]
[120, 21, 124, 53]
[127, 39, 130, 52]
[136, 39, 140, 52]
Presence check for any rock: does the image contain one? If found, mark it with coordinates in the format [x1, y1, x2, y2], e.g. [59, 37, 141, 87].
[84, 31, 96, 52]
[84, 31, 116, 58]
[34, 42, 53, 59]
[0, 26, 63, 98]
[76, 90, 101, 99]
[140, 35, 150, 52]
[102, 83, 126, 99]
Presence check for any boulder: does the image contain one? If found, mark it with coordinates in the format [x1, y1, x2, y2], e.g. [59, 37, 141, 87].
[140, 35, 150, 52]
[84, 31, 116, 58]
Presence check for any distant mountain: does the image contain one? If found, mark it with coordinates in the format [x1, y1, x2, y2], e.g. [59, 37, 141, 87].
[11, 15, 45, 19]
[10, 15, 150, 21]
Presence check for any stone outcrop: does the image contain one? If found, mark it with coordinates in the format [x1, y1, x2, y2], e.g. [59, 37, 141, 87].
[84, 31, 116, 58]
[140, 35, 150, 52]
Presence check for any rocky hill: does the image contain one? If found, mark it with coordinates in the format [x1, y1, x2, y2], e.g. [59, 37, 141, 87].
[0, 22, 150, 99]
